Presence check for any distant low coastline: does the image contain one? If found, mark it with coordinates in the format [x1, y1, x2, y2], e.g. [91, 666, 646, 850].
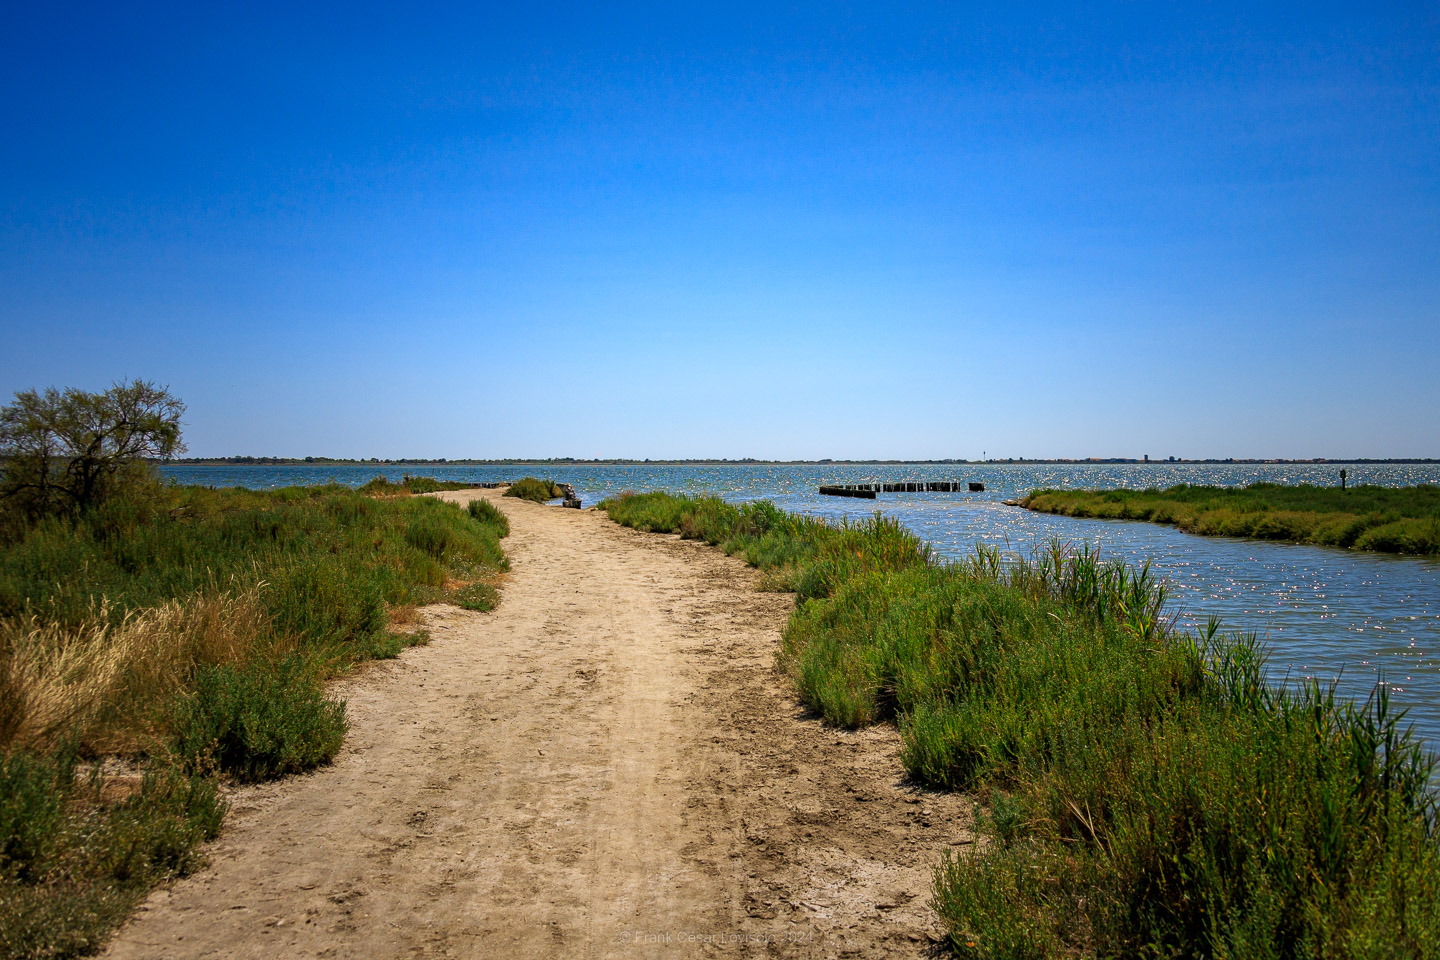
[162, 455, 1440, 467]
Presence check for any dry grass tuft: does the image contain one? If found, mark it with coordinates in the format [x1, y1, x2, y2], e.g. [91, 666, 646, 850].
[0, 590, 272, 756]
[386, 604, 420, 629]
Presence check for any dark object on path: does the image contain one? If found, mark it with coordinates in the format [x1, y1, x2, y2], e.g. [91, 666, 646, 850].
[968, 482, 985, 492]
[563, 497, 582, 509]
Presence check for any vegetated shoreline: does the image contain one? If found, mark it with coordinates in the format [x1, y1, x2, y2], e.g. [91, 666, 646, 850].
[600, 490, 1440, 958]
[1023, 483, 1440, 556]
[166, 456, 1440, 466]
[0, 477, 511, 959]
[502, 476, 567, 503]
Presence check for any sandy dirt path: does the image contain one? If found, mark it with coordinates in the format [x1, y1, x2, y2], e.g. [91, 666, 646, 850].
[105, 491, 971, 959]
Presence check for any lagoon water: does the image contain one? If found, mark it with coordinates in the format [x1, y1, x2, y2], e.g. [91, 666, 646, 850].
[163, 462, 1440, 746]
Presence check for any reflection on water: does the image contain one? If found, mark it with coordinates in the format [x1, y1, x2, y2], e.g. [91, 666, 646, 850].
[163, 462, 1440, 745]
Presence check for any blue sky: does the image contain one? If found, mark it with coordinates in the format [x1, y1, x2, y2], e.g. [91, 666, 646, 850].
[2, 3, 1436, 459]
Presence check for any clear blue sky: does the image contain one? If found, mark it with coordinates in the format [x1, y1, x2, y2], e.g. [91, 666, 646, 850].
[2, 3, 1436, 460]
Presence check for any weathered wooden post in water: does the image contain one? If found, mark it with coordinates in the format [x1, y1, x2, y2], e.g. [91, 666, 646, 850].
[1340, 468, 1347, 491]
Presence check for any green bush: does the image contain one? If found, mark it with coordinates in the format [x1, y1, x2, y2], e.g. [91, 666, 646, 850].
[449, 582, 500, 612]
[504, 477, 563, 503]
[0, 755, 224, 960]
[0, 751, 72, 882]
[404, 515, 454, 558]
[173, 658, 347, 783]
[467, 497, 510, 536]
[933, 845, 1058, 960]
[356, 474, 475, 495]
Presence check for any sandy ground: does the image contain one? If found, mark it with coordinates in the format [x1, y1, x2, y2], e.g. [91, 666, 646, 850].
[104, 490, 971, 959]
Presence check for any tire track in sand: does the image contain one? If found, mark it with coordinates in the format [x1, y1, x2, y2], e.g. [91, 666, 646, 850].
[105, 490, 970, 959]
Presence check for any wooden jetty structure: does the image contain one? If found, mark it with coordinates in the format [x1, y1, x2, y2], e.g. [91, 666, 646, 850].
[817, 481, 985, 498]
[818, 485, 877, 499]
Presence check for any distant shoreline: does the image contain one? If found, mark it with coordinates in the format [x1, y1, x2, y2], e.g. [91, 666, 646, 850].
[161, 456, 1440, 467]
[1023, 484, 1440, 556]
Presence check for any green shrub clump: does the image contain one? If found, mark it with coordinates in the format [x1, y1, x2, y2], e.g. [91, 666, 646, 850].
[173, 658, 347, 782]
[357, 474, 479, 496]
[0, 751, 224, 959]
[503, 477, 564, 503]
[602, 491, 1440, 957]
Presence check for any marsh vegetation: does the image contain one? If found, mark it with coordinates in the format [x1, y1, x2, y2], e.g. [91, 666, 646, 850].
[602, 491, 1440, 958]
[503, 476, 565, 503]
[356, 474, 480, 496]
[1023, 483, 1440, 556]
[0, 385, 511, 958]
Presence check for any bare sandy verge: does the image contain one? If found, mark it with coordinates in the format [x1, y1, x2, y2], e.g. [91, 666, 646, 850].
[104, 491, 971, 959]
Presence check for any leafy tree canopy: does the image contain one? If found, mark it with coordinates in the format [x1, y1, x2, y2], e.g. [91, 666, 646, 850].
[0, 379, 185, 521]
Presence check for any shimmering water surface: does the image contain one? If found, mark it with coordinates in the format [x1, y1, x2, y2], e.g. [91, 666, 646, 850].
[163, 462, 1440, 744]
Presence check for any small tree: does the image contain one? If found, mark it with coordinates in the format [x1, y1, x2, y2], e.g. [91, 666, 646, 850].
[0, 379, 185, 521]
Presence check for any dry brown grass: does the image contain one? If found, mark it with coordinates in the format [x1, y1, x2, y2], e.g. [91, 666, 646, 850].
[387, 604, 420, 629]
[0, 589, 273, 756]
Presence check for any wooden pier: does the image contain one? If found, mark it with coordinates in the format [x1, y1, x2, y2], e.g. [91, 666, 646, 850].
[817, 485, 877, 499]
[817, 481, 984, 498]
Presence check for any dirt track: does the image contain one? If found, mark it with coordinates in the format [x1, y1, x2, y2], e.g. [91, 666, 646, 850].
[105, 491, 971, 959]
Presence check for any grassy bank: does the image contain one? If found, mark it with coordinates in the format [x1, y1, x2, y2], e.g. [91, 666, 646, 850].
[356, 474, 482, 496]
[0, 484, 509, 959]
[602, 491, 1440, 958]
[1023, 484, 1440, 556]
[503, 477, 564, 503]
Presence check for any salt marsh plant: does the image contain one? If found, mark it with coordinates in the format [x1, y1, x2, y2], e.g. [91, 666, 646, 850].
[503, 476, 565, 503]
[601, 491, 1440, 957]
[172, 656, 347, 782]
[1024, 483, 1440, 555]
[356, 474, 478, 496]
[467, 496, 510, 536]
[0, 482, 511, 958]
[0, 753, 224, 960]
